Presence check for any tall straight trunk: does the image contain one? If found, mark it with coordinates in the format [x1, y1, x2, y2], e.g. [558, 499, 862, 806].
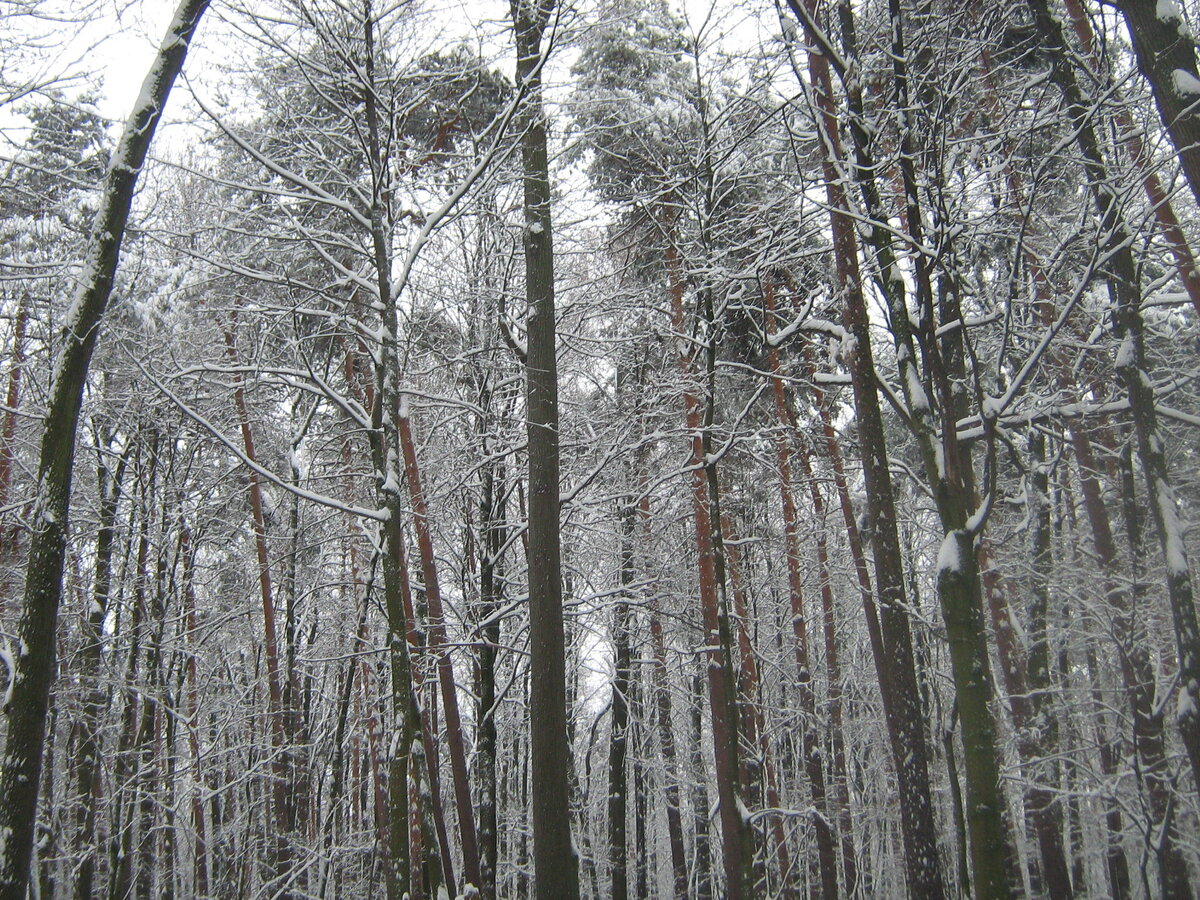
[477, 446, 506, 900]
[664, 230, 753, 900]
[134, 519, 172, 900]
[1110, 0, 1200, 210]
[764, 276, 859, 896]
[110, 445, 158, 900]
[0, 5, 209, 895]
[689, 671, 713, 900]
[510, 4, 580, 898]
[74, 433, 129, 900]
[1028, 0, 1200, 801]
[608, 490, 634, 900]
[397, 408, 481, 891]
[179, 520, 211, 899]
[761, 278, 837, 900]
[785, 6, 947, 897]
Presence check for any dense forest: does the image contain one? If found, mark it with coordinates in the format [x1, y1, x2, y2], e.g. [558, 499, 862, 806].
[2, 0, 1200, 898]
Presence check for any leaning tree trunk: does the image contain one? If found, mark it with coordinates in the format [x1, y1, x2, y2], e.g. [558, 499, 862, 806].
[1060, 0, 1200, 317]
[510, 3, 580, 898]
[1111, 0, 1200, 210]
[0, 3, 210, 896]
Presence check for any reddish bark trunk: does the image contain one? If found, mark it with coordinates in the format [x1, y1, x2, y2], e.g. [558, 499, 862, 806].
[397, 407, 482, 892]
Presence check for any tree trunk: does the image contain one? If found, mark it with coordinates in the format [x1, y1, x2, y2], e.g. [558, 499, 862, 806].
[397, 408, 481, 891]
[608, 491, 634, 900]
[477, 446, 506, 900]
[1112, 0, 1200, 210]
[510, 3, 580, 898]
[664, 228, 753, 900]
[785, 6, 947, 896]
[1028, 0, 1200, 804]
[74, 431, 129, 900]
[0, 4, 209, 895]
[762, 277, 838, 900]
[1060, 0, 1200, 317]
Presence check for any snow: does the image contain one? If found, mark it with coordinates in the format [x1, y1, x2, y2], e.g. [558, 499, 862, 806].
[381, 469, 400, 496]
[981, 394, 1002, 421]
[937, 532, 962, 576]
[1115, 335, 1135, 370]
[1, 644, 14, 707]
[1156, 479, 1189, 576]
[1178, 684, 1199, 721]
[1158, 0, 1183, 22]
[736, 794, 753, 825]
[905, 363, 930, 412]
[528, 221, 544, 235]
[1173, 69, 1200, 97]
[965, 502, 988, 534]
[840, 333, 858, 364]
[1157, 0, 1192, 35]
[398, 391, 410, 420]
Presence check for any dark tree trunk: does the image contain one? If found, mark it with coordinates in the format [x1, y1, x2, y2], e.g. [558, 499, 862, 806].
[1112, 0, 1200, 210]
[0, 5, 209, 895]
[510, 3, 580, 898]
[74, 432, 129, 900]
[1060, 0, 1200, 317]
[477, 448, 506, 900]
[608, 494, 634, 900]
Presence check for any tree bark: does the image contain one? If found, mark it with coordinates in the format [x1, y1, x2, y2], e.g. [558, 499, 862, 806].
[510, 3, 580, 898]
[0, 4, 209, 894]
[785, 5, 947, 896]
[397, 408, 482, 892]
[1112, 0, 1200, 210]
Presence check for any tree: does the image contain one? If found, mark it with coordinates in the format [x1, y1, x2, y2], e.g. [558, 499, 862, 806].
[511, 2, 581, 898]
[1113, 0, 1200, 209]
[0, 3, 209, 895]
